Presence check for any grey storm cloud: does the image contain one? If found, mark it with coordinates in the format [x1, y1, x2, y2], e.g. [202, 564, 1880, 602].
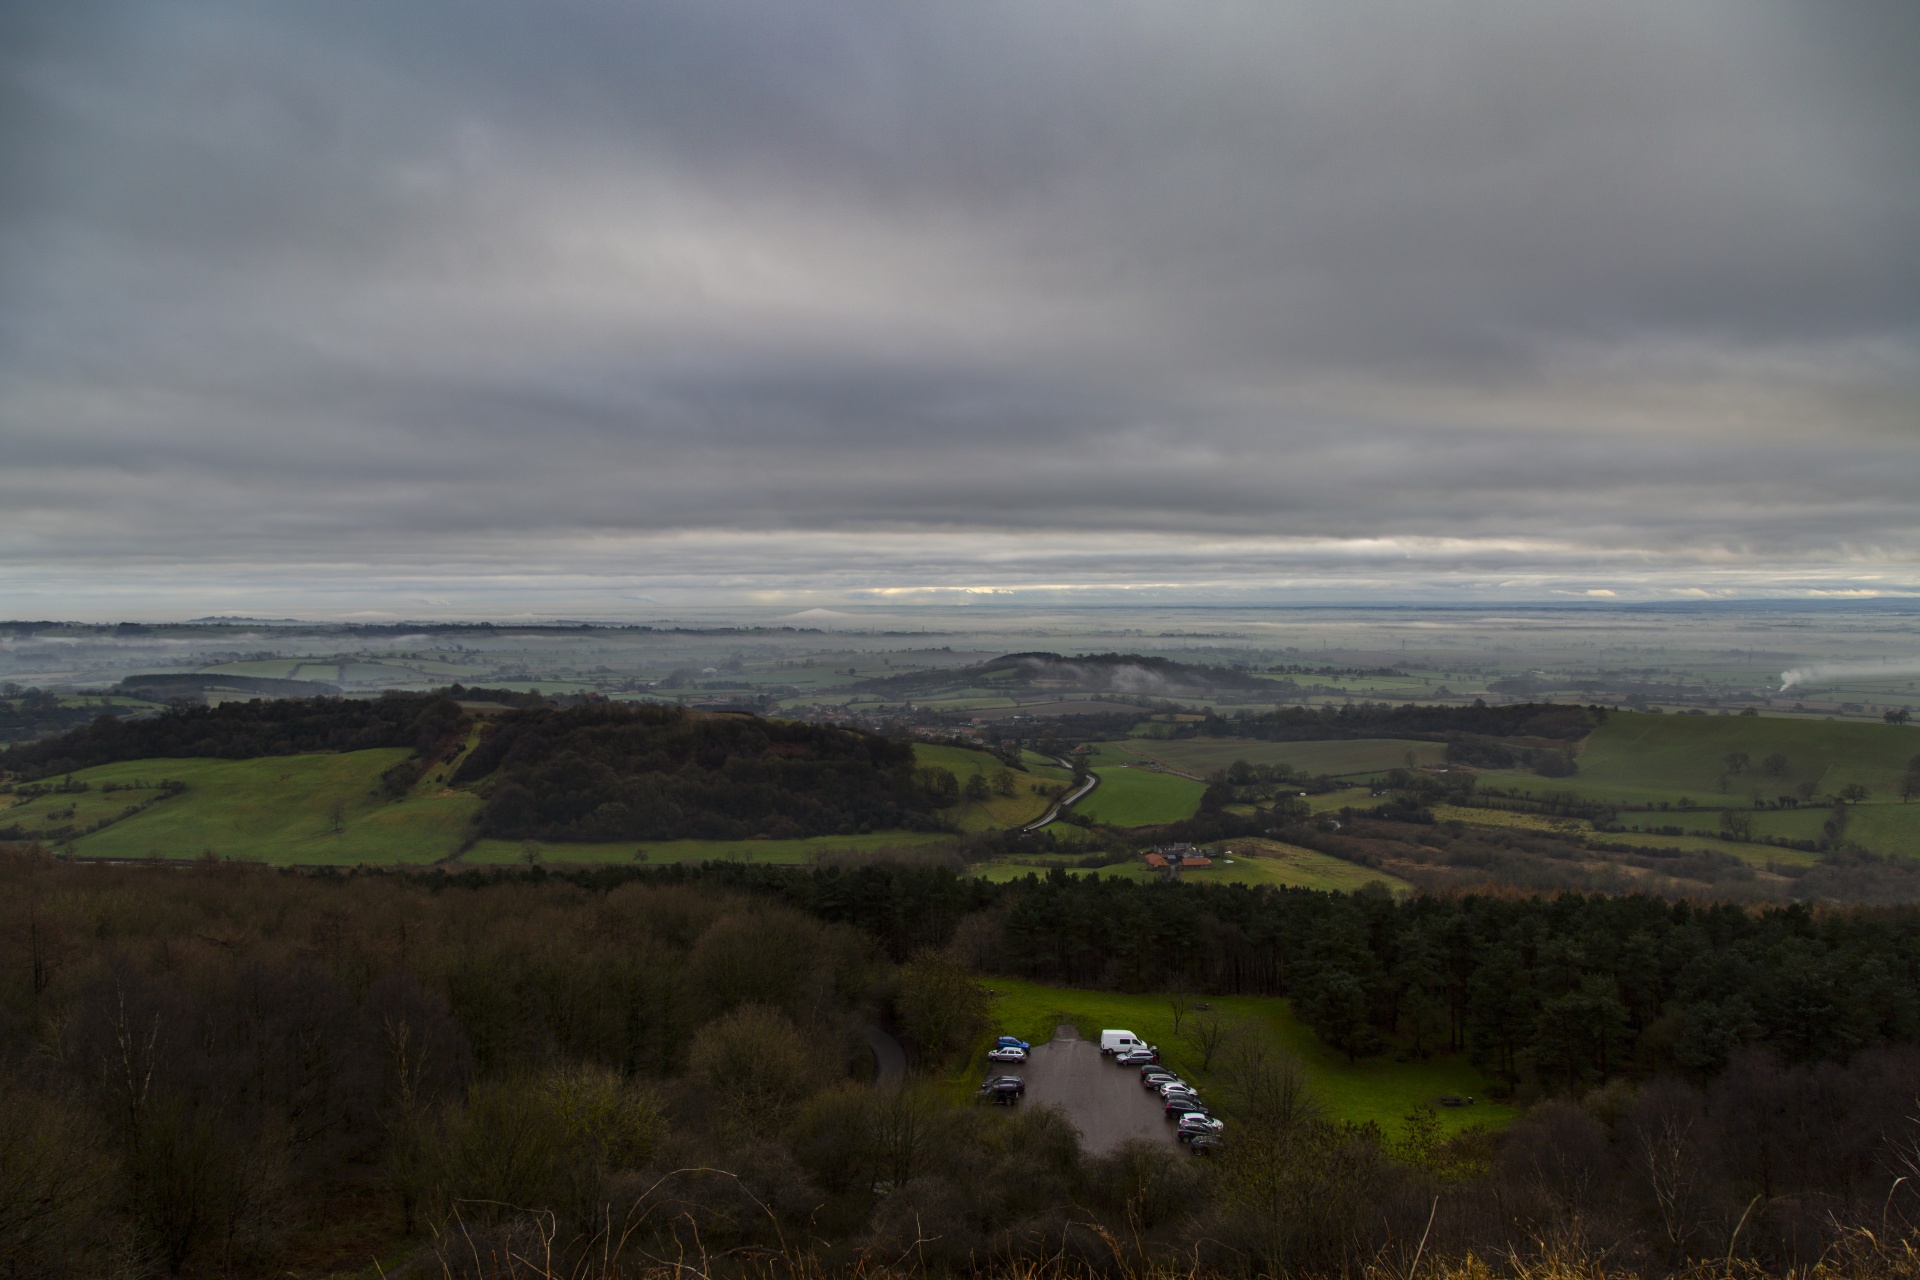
[1, 0, 1917, 617]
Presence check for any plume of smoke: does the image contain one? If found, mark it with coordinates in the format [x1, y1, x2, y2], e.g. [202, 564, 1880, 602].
[1779, 657, 1920, 690]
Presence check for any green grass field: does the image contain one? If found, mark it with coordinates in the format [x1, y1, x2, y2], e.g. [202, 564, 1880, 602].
[1834, 804, 1920, 858]
[982, 977, 1510, 1136]
[64, 752, 479, 864]
[1076, 765, 1208, 827]
[1431, 802, 1822, 868]
[1118, 736, 1448, 778]
[1567, 712, 1919, 805]
[2, 780, 178, 838]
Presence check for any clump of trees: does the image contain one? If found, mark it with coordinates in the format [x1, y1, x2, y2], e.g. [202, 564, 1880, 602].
[455, 703, 945, 841]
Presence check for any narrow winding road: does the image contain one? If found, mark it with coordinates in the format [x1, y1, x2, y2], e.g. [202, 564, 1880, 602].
[864, 1023, 908, 1086]
[1021, 757, 1099, 832]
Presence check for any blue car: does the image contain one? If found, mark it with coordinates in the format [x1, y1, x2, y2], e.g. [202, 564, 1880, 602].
[995, 1035, 1031, 1051]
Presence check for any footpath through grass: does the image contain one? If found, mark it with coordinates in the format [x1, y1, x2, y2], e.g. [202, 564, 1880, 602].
[981, 977, 1510, 1137]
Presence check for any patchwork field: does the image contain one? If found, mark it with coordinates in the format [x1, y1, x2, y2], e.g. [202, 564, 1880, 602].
[1117, 736, 1448, 778]
[982, 977, 1510, 1136]
[1, 779, 179, 839]
[63, 751, 479, 864]
[1457, 712, 1920, 858]
[1565, 712, 1919, 805]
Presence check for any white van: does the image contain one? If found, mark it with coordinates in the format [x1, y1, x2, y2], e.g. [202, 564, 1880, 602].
[1100, 1029, 1147, 1056]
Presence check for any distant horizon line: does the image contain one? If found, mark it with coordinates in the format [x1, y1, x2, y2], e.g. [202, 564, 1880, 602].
[6, 596, 1920, 630]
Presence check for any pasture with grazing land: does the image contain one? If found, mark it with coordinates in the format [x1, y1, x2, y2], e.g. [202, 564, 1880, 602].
[1075, 763, 1209, 826]
[62, 751, 480, 864]
[1530, 712, 1916, 806]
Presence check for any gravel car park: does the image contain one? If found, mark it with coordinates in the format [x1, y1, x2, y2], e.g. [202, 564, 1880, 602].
[983, 1025, 1182, 1155]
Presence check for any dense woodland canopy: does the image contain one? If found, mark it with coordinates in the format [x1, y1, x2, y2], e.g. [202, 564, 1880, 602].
[588, 861, 1920, 1089]
[455, 702, 944, 841]
[5, 853, 1920, 1280]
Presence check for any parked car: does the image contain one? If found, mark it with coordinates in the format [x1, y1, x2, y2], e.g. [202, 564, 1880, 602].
[978, 1076, 1026, 1105]
[1114, 1046, 1159, 1065]
[1163, 1092, 1204, 1117]
[1100, 1029, 1149, 1056]
[1154, 1079, 1194, 1097]
[986, 1044, 1029, 1063]
[1141, 1067, 1178, 1086]
[995, 1035, 1031, 1051]
[1185, 1131, 1221, 1156]
[1176, 1115, 1225, 1141]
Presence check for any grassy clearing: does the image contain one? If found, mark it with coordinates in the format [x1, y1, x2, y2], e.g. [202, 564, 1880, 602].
[1077, 766, 1208, 827]
[1307, 786, 1375, 813]
[465, 830, 956, 866]
[66, 752, 478, 864]
[1119, 736, 1448, 777]
[982, 977, 1510, 1136]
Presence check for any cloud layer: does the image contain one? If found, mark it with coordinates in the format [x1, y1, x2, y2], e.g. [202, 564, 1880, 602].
[3, 1, 1917, 617]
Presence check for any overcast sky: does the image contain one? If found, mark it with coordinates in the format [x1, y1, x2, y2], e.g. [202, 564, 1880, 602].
[2, 1, 1916, 619]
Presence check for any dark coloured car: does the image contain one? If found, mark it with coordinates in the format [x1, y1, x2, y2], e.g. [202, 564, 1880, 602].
[1185, 1131, 1221, 1156]
[1163, 1092, 1203, 1117]
[1141, 1068, 1178, 1088]
[978, 1075, 1026, 1105]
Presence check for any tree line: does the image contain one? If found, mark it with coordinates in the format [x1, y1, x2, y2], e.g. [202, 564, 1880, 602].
[0, 692, 467, 778]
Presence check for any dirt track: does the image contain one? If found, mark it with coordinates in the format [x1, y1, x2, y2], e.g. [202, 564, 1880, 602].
[992, 1025, 1180, 1155]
